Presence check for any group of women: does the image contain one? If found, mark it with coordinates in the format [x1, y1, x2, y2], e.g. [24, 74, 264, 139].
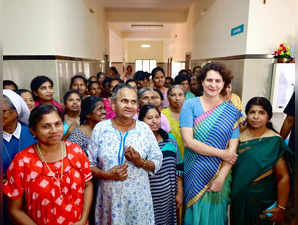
[2, 62, 292, 225]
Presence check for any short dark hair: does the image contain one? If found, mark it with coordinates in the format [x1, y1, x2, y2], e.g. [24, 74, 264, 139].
[193, 65, 201, 73]
[178, 69, 189, 76]
[165, 77, 174, 83]
[29, 104, 63, 130]
[138, 104, 168, 140]
[174, 74, 190, 85]
[30, 76, 54, 98]
[198, 62, 233, 96]
[16, 89, 33, 96]
[96, 72, 105, 80]
[134, 71, 147, 81]
[110, 66, 119, 74]
[152, 88, 164, 101]
[69, 75, 88, 89]
[151, 67, 165, 79]
[126, 79, 136, 85]
[63, 90, 82, 104]
[3, 80, 18, 90]
[111, 83, 137, 102]
[80, 96, 103, 124]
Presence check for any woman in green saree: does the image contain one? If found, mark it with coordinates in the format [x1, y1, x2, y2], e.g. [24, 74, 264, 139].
[231, 97, 291, 225]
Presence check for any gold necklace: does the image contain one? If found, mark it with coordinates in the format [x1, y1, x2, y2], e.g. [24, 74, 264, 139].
[36, 142, 64, 198]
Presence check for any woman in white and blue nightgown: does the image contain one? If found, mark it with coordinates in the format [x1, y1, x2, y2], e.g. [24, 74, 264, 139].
[87, 83, 163, 225]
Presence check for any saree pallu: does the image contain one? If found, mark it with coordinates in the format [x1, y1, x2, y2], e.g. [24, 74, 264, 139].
[230, 136, 290, 225]
[184, 102, 241, 225]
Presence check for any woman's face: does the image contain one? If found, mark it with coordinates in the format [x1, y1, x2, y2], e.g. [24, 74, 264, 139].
[180, 80, 190, 92]
[151, 91, 162, 108]
[202, 70, 224, 97]
[113, 88, 137, 119]
[65, 93, 81, 113]
[32, 111, 64, 146]
[98, 74, 105, 84]
[87, 101, 106, 123]
[143, 108, 161, 132]
[21, 91, 35, 111]
[247, 105, 269, 129]
[153, 71, 165, 88]
[190, 77, 199, 93]
[35, 81, 54, 102]
[168, 87, 185, 109]
[110, 80, 120, 93]
[3, 99, 18, 128]
[89, 83, 101, 97]
[71, 78, 87, 96]
[139, 90, 154, 108]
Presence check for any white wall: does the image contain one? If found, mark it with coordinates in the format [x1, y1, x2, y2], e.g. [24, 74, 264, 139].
[246, 0, 296, 55]
[109, 28, 125, 62]
[3, 0, 108, 59]
[53, 0, 108, 59]
[3, 0, 56, 55]
[191, 0, 249, 59]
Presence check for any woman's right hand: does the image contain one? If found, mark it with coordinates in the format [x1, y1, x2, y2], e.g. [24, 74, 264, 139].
[220, 149, 238, 165]
[108, 163, 128, 181]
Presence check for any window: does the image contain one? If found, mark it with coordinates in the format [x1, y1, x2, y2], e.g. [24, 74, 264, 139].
[135, 59, 157, 73]
[171, 61, 185, 78]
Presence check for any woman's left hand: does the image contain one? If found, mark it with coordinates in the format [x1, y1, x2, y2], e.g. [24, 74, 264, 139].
[264, 207, 285, 222]
[208, 175, 225, 192]
[175, 191, 183, 209]
[125, 146, 143, 167]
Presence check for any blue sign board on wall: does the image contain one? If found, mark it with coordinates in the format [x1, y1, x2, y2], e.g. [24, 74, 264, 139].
[231, 24, 244, 36]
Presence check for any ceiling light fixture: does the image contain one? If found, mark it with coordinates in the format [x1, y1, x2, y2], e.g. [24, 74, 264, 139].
[141, 44, 151, 48]
[131, 24, 164, 30]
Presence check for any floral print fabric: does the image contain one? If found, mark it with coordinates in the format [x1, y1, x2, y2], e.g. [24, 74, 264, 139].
[87, 119, 163, 225]
[3, 141, 92, 225]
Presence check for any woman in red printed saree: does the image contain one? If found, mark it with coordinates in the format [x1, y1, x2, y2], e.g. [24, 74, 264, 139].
[3, 104, 93, 225]
[180, 62, 242, 225]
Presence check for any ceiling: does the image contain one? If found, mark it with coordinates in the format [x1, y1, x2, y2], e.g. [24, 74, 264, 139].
[97, 0, 196, 9]
[98, 0, 202, 40]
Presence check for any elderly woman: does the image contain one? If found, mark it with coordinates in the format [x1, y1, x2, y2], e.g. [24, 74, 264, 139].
[4, 104, 93, 225]
[139, 105, 183, 225]
[3, 89, 35, 177]
[62, 90, 82, 139]
[87, 83, 163, 225]
[31, 75, 64, 113]
[162, 85, 185, 162]
[231, 97, 290, 225]
[180, 62, 242, 225]
[133, 87, 170, 132]
[152, 67, 169, 108]
[68, 96, 106, 152]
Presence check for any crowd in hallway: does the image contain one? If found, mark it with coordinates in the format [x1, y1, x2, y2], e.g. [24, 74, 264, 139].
[2, 62, 295, 225]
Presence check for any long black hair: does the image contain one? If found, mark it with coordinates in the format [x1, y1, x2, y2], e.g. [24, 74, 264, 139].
[245, 97, 277, 132]
[138, 104, 168, 140]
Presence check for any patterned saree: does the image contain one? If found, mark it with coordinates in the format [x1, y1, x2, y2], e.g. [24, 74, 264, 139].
[184, 102, 241, 225]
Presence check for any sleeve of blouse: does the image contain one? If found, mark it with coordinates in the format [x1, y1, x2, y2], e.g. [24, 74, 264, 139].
[179, 99, 195, 128]
[3, 155, 25, 200]
[231, 126, 240, 139]
[144, 125, 163, 175]
[80, 150, 93, 182]
[86, 125, 100, 168]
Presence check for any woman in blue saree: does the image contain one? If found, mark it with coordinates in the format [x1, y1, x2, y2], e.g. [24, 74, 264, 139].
[180, 62, 242, 225]
[230, 97, 291, 225]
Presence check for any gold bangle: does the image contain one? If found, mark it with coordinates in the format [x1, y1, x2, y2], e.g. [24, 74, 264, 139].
[143, 159, 146, 170]
[277, 204, 286, 210]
